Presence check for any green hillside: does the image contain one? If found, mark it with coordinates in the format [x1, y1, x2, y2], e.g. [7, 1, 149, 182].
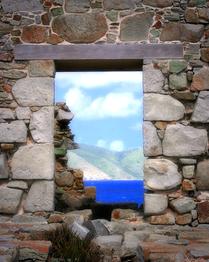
[68, 144, 144, 180]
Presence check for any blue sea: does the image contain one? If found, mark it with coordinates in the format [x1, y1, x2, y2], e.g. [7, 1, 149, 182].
[84, 180, 144, 206]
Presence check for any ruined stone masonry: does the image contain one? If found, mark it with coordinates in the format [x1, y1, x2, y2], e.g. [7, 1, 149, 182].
[0, 0, 208, 230]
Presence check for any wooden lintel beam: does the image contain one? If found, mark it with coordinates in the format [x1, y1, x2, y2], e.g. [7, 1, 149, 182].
[14, 44, 183, 60]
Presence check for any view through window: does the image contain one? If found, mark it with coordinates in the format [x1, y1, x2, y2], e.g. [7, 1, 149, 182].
[55, 71, 144, 206]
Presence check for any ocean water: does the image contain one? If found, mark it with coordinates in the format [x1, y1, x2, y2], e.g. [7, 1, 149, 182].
[84, 180, 144, 206]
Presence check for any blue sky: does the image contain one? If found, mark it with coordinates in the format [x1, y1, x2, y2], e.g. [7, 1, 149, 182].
[55, 72, 143, 152]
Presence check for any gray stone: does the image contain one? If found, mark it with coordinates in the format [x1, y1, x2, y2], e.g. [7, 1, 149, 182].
[170, 197, 196, 214]
[144, 159, 182, 191]
[11, 214, 47, 224]
[11, 144, 54, 180]
[64, 209, 92, 225]
[12, 78, 54, 106]
[143, 64, 165, 93]
[7, 181, 28, 190]
[84, 219, 109, 236]
[30, 107, 54, 143]
[120, 13, 153, 41]
[65, 0, 90, 13]
[191, 91, 209, 123]
[57, 109, 74, 122]
[0, 187, 23, 214]
[179, 158, 197, 165]
[169, 73, 187, 90]
[92, 235, 123, 249]
[104, 0, 135, 10]
[144, 194, 168, 215]
[1, 0, 43, 12]
[143, 122, 162, 157]
[0, 154, 9, 179]
[0, 22, 13, 37]
[29, 60, 55, 77]
[160, 22, 204, 43]
[121, 231, 144, 262]
[0, 109, 15, 120]
[196, 160, 209, 190]
[143, 0, 173, 7]
[70, 221, 91, 240]
[182, 165, 195, 179]
[163, 124, 208, 157]
[24, 181, 54, 212]
[144, 94, 185, 121]
[0, 121, 27, 143]
[52, 14, 108, 43]
[15, 107, 31, 120]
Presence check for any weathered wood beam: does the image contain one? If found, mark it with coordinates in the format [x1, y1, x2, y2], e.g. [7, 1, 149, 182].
[14, 44, 183, 60]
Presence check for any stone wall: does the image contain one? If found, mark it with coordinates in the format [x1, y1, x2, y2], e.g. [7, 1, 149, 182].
[0, 0, 208, 225]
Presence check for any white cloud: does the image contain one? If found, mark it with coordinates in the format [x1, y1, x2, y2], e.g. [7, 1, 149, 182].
[56, 72, 142, 90]
[96, 139, 108, 148]
[65, 88, 141, 120]
[110, 140, 124, 152]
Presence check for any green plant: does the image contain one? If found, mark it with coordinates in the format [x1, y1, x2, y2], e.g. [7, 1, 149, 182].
[46, 224, 102, 262]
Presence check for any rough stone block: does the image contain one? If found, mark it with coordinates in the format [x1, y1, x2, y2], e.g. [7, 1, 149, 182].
[191, 67, 209, 91]
[169, 73, 187, 90]
[0, 108, 15, 120]
[52, 14, 108, 43]
[0, 187, 23, 214]
[1, 0, 43, 12]
[197, 201, 209, 223]
[143, 121, 162, 157]
[0, 121, 27, 143]
[65, 0, 90, 13]
[150, 211, 175, 225]
[144, 159, 181, 191]
[170, 197, 196, 214]
[144, 194, 168, 215]
[29, 60, 55, 77]
[11, 144, 54, 180]
[15, 107, 31, 120]
[57, 109, 74, 122]
[191, 91, 209, 123]
[143, 64, 165, 93]
[104, 0, 135, 10]
[196, 160, 209, 190]
[0, 153, 9, 179]
[29, 107, 54, 143]
[143, 0, 173, 7]
[24, 181, 54, 212]
[144, 94, 185, 121]
[163, 124, 208, 157]
[120, 13, 153, 41]
[12, 78, 54, 106]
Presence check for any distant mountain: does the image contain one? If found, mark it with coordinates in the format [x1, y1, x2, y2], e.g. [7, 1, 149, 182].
[68, 144, 144, 180]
